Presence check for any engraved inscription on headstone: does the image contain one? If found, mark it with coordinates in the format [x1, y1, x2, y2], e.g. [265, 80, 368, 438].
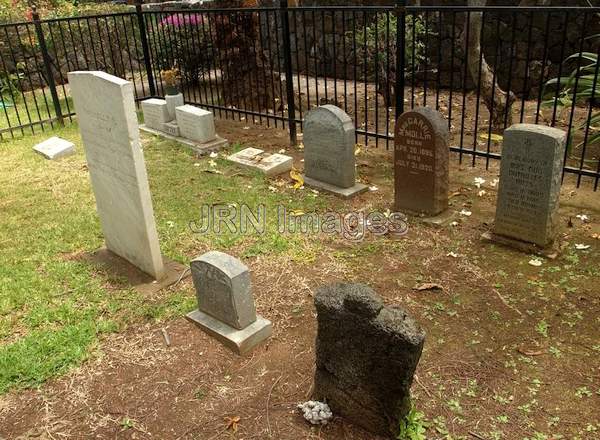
[187, 251, 272, 354]
[176, 105, 216, 143]
[494, 124, 567, 247]
[68, 71, 165, 279]
[302, 105, 367, 198]
[394, 107, 449, 216]
[191, 251, 256, 330]
[304, 105, 355, 188]
[141, 98, 170, 130]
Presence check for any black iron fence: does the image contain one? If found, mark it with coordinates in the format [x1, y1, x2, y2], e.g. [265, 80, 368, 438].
[1, 2, 600, 189]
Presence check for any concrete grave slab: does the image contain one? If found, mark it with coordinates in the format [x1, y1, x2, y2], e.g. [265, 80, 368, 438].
[227, 147, 293, 176]
[33, 136, 75, 160]
[139, 124, 228, 156]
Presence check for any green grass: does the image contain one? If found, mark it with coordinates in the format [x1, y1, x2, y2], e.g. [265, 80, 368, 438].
[0, 87, 73, 136]
[0, 123, 329, 394]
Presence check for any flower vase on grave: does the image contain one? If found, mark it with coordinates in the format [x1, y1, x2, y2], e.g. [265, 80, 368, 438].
[165, 89, 184, 121]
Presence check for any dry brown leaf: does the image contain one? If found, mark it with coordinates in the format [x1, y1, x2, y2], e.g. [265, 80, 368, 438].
[413, 282, 443, 291]
[225, 416, 241, 432]
[517, 347, 544, 356]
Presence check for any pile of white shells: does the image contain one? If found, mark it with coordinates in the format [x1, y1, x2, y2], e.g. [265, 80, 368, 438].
[297, 400, 333, 425]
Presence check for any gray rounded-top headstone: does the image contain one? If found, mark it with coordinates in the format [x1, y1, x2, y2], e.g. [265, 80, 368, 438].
[190, 251, 256, 330]
[304, 105, 356, 188]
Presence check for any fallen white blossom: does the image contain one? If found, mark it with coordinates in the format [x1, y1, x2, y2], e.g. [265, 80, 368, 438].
[447, 251, 459, 258]
[528, 258, 543, 267]
[369, 185, 379, 192]
[459, 209, 472, 217]
[474, 177, 486, 188]
[209, 151, 218, 158]
[575, 214, 589, 223]
[575, 243, 590, 250]
[297, 401, 333, 425]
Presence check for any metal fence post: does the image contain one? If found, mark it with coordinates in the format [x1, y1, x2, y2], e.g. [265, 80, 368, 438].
[135, 0, 156, 97]
[280, 0, 297, 146]
[395, 0, 406, 119]
[32, 6, 64, 126]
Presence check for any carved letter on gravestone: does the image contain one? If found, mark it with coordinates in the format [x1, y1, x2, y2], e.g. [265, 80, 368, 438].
[186, 251, 272, 354]
[68, 71, 165, 280]
[493, 124, 567, 247]
[394, 107, 449, 216]
[314, 283, 425, 437]
[302, 105, 367, 198]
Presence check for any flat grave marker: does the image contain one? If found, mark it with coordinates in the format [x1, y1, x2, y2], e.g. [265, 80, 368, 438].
[227, 147, 293, 176]
[33, 136, 75, 160]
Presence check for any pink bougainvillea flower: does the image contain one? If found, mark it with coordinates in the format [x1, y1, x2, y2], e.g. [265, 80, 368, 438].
[160, 13, 205, 27]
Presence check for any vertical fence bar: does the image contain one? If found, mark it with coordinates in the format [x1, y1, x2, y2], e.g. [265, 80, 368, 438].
[135, 0, 156, 96]
[32, 8, 63, 126]
[395, 0, 406, 119]
[280, 0, 297, 146]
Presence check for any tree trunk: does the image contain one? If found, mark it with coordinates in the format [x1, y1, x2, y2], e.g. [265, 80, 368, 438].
[211, 0, 284, 111]
[466, 0, 516, 131]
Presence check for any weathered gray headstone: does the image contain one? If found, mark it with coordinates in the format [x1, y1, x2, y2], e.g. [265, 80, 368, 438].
[394, 107, 449, 216]
[227, 147, 293, 176]
[176, 104, 216, 143]
[141, 98, 170, 130]
[33, 136, 75, 160]
[186, 251, 272, 354]
[68, 71, 165, 280]
[314, 283, 425, 437]
[303, 105, 367, 198]
[493, 124, 567, 247]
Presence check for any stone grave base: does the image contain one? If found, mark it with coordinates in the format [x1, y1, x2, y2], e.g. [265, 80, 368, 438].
[227, 147, 293, 176]
[139, 124, 228, 156]
[84, 248, 189, 295]
[303, 175, 368, 199]
[417, 210, 456, 227]
[481, 231, 560, 259]
[186, 309, 272, 355]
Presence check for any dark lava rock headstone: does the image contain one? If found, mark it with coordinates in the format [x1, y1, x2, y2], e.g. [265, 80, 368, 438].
[394, 107, 449, 216]
[314, 283, 425, 437]
[493, 124, 567, 247]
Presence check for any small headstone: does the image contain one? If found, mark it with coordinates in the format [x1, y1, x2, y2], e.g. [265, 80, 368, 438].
[314, 283, 425, 437]
[68, 71, 165, 280]
[33, 136, 75, 160]
[394, 107, 449, 216]
[493, 123, 567, 247]
[141, 98, 170, 130]
[303, 105, 367, 198]
[162, 121, 180, 137]
[186, 251, 272, 354]
[227, 147, 293, 176]
[176, 105, 216, 143]
[165, 93, 184, 120]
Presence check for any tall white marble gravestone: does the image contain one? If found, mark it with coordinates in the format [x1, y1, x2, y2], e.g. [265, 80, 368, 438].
[487, 123, 567, 250]
[68, 71, 165, 280]
[303, 105, 367, 198]
[186, 251, 272, 355]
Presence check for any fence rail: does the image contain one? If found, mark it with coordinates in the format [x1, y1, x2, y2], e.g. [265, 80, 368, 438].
[1, 2, 599, 189]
